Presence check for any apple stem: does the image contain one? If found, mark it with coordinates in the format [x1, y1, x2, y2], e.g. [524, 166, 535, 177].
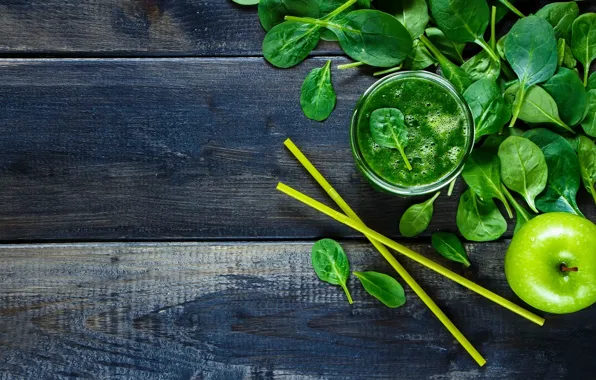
[560, 264, 578, 272]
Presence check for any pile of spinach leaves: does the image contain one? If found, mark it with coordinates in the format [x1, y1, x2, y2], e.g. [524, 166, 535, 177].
[236, 0, 596, 244]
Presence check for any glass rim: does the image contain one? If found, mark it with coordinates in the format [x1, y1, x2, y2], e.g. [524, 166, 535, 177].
[350, 70, 475, 196]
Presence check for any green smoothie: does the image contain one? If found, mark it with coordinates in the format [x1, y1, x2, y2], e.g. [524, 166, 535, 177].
[352, 72, 472, 192]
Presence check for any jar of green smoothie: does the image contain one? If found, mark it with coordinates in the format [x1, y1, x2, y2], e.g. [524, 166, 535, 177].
[350, 71, 474, 196]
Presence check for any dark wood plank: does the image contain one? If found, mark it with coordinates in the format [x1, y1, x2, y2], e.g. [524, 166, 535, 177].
[0, 57, 594, 241]
[0, 1, 594, 56]
[0, 241, 594, 379]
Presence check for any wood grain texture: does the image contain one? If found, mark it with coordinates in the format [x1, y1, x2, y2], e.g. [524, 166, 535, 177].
[0, 57, 594, 241]
[0, 1, 593, 56]
[0, 241, 595, 379]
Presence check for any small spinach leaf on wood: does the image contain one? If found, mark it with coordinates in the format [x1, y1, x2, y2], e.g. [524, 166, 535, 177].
[353, 271, 406, 308]
[456, 188, 507, 242]
[425, 27, 465, 64]
[370, 108, 412, 170]
[504, 83, 573, 133]
[263, 22, 321, 68]
[399, 191, 440, 237]
[300, 60, 336, 121]
[463, 78, 511, 141]
[581, 90, 596, 137]
[498, 136, 548, 213]
[311, 239, 353, 304]
[258, 0, 319, 31]
[505, 16, 558, 128]
[431, 232, 470, 267]
[571, 13, 596, 86]
[578, 135, 596, 204]
[542, 67, 587, 127]
[461, 149, 513, 218]
[536, 1, 580, 43]
[524, 128, 584, 216]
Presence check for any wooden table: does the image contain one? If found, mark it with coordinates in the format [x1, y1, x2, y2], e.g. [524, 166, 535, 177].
[1, 1, 595, 379]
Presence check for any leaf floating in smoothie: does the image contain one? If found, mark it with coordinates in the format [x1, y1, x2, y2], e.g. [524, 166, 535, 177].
[369, 107, 412, 170]
[399, 191, 440, 237]
[353, 271, 406, 308]
[311, 238, 353, 304]
[431, 232, 471, 267]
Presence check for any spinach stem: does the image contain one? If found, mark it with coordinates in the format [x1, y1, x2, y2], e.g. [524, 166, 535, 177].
[419, 34, 448, 64]
[447, 177, 457, 196]
[285, 15, 330, 28]
[373, 64, 402, 76]
[429, 191, 441, 204]
[498, 0, 525, 18]
[499, 189, 514, 219]
[490, 6, 497, 52]
[509, 83, 526, 128]
[397, 146, 412, 171]
[337, 61, 364, 70]
[323, 0, 357, 20]
[584, 67, 590, 87]
[501, 183, 534, 219]
[340, 283, 353, 304]
[474, 38, 500, 63]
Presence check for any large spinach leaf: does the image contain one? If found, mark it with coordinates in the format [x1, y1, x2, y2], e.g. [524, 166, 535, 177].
[536, 1, 580, 42]
[262, 22, 321, 68]
[582, 90, 596, 137]
[524, 128, 584, 216]
[461, 149, 512, 218]
[288, 10, 413, 67]
[504, 83, 573, 133]
[498, 136, 548, 213]
[578, 135, 596, 204]
[300, 60, 336, 121]
[258, 0, 319, 31]
[463, 78, 511, 141]
[456, 188, 507, 242]
[542, 67, 587, 126]
[571, 13, 596, 86]
[505, 16, 558, 128]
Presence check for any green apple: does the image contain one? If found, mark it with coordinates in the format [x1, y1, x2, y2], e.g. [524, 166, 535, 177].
[505, 212, 596, 314]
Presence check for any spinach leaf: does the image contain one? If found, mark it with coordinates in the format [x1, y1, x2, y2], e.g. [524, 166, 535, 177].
[419, 35, 472, 94]
[399, 191, 440, 237]
[425, 27, 465, 64]
[233, 0, 260, 5]
[287, 10, 413, 67]
[463, 78, 511, 141]
[431, 232, 471, 267]
[558, 38, 578, 69]
[588, 72, 596, 91]
[370, 108, 412, 170]
[578, 135, 596, 204]
[387, 0, 430, 39]
[429, 0, 498, 61]
[461, 149, 513, 218]
[461, 50, 501, 82]
[505, 16, 558, 128]
[456, 188, 507, 242]
[403, 39, 436, 70]
[543, 67, 587, 126]
[300, 60, 336, 121]
[318, 0, 355, 41]
[258, 0, 319, 31]
[504, 83, 573, 133]
[501, 183, 535, 234]
[571, 13, 596, 86]
[524, 128, 584, 216]
[262, 22, 321, 68]
[353, 271, 406, 308]
[498, 136, 548, 213]
[311, 239, 353, 304]
[536, 1, 580, 43]
[581, 90, 596, 137]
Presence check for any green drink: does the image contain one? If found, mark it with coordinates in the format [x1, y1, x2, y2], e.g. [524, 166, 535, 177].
[350, 71, 474, 196]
